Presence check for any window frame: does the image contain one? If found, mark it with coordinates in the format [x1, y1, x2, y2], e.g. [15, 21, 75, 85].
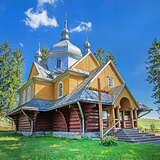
[56, 59, 62, 69]
[58, 81, 63, 98]
[108, 77, 114, 88]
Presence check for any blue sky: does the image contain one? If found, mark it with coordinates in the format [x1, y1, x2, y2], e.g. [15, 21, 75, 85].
[0, 0, 159, 119]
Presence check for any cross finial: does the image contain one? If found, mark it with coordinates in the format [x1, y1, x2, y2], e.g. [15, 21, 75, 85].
[61, 12, 70, 40]
[64, 12, 68, 30]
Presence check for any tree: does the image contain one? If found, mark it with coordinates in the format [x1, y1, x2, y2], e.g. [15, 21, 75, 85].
[95, 48, 116, 65]
[94, 48, 105, 65]
[146, 39, 160, 112]
[105, 52, 116, 65]
[0, 42, 24, 114]
[41, 48, 48, 66]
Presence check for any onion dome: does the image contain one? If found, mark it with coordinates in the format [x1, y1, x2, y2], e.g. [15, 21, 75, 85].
[48, 19, 82, 58]
[84, 40, 91, 53]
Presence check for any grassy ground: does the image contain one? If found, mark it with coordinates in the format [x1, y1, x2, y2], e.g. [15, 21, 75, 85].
[0, 131, 160, 160]
[138, 118, 160, 129]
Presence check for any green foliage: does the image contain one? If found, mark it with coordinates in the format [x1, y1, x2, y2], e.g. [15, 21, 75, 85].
[146, 39, 160, 112]
[150, 123, 156, 131]
[41, 48, 48, 65]
[94, 48, 116, 65]
[101, 136, 118, 146]
[105, 52, 116, 65]
[138, 118, 160, 129]
[0, 42, 24, 114]
[94, 48, 105, 65]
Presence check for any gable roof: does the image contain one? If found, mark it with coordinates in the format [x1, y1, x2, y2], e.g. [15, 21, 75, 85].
[28, 62, 53, 80]
[70, 52, 100, 69]
[109, 84, 139, 107]
[89, 60, 124, 84]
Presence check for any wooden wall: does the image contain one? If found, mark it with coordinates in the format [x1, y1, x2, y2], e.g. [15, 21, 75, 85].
[72, 53, 99, 73]
[18, 114, 31, 132]
[83, 104, 99, 132]
[13, 103, 111, 133]
[69, 107, 81, 132]
[52, 111, 67, 132]
[89, 63, 123, 92]
[36, 112, 52, 131]
[34, 80, 54, 100]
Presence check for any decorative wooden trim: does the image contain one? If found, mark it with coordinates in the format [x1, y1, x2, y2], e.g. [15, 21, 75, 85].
[77, 102, 85, 136]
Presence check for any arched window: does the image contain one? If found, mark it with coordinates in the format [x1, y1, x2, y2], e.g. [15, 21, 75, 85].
[58, 81, 63, 98]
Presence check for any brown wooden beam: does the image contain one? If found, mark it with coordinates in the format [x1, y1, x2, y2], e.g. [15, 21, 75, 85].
[97, 78, 103, 139]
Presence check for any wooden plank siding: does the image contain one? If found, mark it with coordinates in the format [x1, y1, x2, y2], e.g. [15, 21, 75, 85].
[52, 111, 68, 132]
[69, 106, 82, 132]
[18, 114, 31, 132]
[36, 112, 52, 131]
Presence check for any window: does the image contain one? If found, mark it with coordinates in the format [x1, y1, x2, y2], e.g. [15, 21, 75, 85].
[108, 77, 114, 88]
[57, 59, 62, 69]
[58, 81, 63, 98]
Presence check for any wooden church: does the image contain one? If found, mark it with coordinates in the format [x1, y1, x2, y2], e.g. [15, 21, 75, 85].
[8, 21, 149, 138]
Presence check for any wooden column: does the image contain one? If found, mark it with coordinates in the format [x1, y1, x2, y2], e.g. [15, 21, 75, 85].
[97, 78, 103, 139]
[122, 110, 126, 128]
[134, 109, 138, 128]
[110, 107, 115, 128]
[117, 106, 120, 128]
[32, 111, 39, 132]
[130, 110, 134, 128]
[77, 102, 85, 137]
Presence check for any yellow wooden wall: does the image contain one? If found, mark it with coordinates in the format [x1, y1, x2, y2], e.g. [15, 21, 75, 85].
[34, 81, 54, 100]
[89, 63, 123, 92]
[68, 75, 84, 94]
[72, 54, 99, 73]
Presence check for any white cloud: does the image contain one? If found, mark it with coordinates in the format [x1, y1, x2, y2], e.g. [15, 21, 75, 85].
[24, 8, 58, 29]
[70, 22, 92, 33]
[37, 0, 58, 6]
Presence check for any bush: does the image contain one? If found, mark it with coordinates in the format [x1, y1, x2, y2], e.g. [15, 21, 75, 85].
[101, 136, 118, 146]
[150, 123, 156, 132]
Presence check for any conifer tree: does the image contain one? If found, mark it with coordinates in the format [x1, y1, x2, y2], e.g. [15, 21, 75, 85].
[105, 52, 116, 65]
[41, 48, 48, 66]
[0, 42, 24, 114]
[146, 39, 160, 113]
[95, 48, 116, 65]
[94, 48, 105, 65]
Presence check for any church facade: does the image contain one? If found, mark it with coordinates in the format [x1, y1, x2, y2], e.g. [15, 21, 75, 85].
[8, 22, 149, 137]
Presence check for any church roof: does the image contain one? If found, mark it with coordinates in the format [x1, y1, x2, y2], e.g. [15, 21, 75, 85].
[33, 62, 53, 79]
[49, 40, 82, 58]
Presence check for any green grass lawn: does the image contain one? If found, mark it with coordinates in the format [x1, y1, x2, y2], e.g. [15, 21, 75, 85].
[138, 118, 160, 129]
[0, 131, 160, 160]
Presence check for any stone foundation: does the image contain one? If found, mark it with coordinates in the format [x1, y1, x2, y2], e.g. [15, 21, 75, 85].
[16, 131, 100, 139]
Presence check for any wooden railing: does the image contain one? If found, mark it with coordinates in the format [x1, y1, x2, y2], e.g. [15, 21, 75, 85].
[103, 120, 120, 137]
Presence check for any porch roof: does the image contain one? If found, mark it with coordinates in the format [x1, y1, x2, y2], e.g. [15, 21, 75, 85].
[8, 89, 113, 115]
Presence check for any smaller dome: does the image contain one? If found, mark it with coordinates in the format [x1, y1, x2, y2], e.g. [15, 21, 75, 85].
[84, 41, 91, 53]
[61, 28, 69, 40]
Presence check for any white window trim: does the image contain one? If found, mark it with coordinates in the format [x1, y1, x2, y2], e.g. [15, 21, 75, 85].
[58, 81, 63, 98]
